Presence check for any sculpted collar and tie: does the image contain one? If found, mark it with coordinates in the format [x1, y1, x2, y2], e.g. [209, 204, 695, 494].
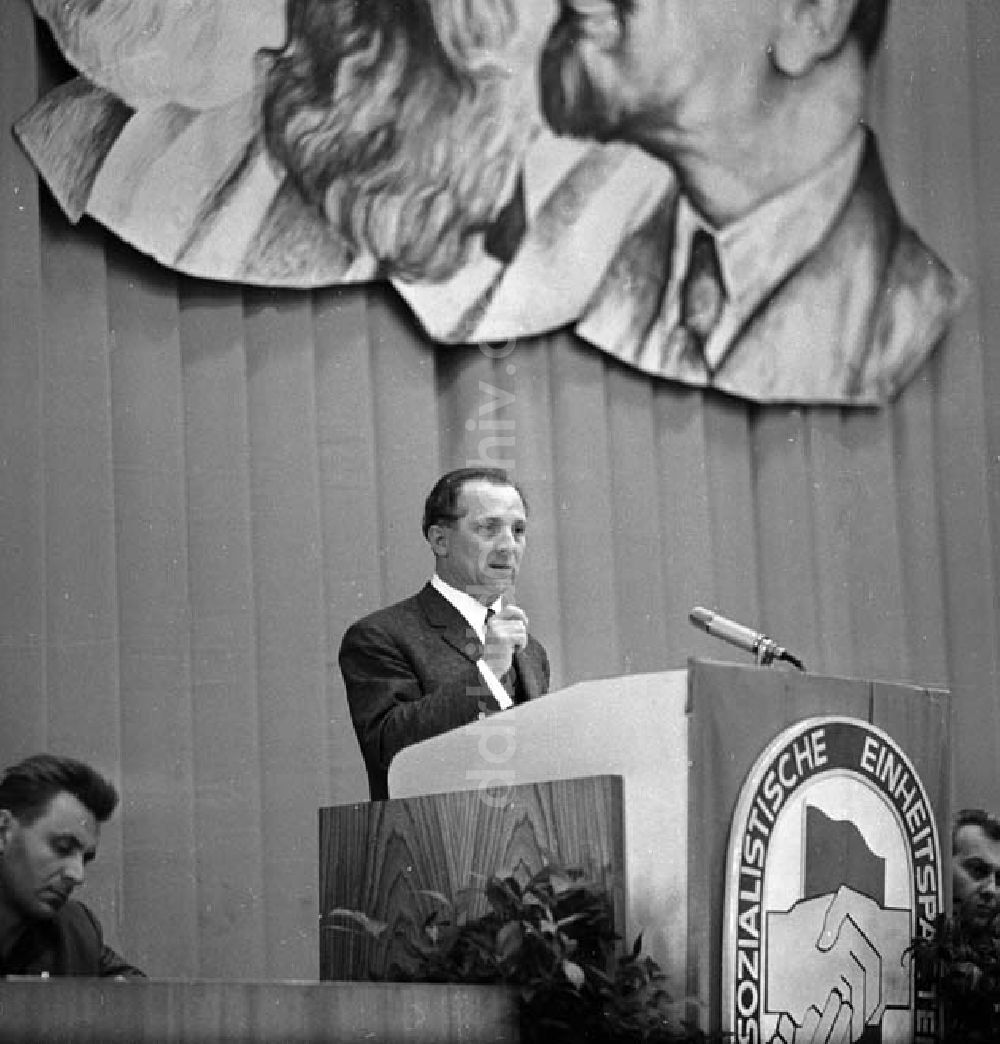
[657, 128, 865, 373]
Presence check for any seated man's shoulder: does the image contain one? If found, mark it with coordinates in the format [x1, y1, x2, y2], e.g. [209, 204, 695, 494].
[40, 899, 107, 965]
[56, 898, 103, 938]
[57, 899, 145, 978]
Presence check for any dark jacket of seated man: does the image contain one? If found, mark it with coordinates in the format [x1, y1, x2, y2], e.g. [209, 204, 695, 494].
[2, 899, 143, 978]
[340, 468, 551, 800]
[0, 753, 144, 979]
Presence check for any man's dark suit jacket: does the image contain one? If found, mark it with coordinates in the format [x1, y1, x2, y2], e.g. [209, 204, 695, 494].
[339, 583, 550, 800]
[1, 900, 144, 978]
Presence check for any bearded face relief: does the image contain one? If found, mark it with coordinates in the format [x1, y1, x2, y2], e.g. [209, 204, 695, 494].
[15, 0, 965, 405]
[262, 0, 554, 282]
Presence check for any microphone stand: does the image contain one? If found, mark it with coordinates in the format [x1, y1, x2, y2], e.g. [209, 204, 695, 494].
[754, 636, 805, 671]
[689, 606, 806, 672]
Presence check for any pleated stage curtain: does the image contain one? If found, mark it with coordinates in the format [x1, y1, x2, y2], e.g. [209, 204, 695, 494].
[1, 0, 998, 979]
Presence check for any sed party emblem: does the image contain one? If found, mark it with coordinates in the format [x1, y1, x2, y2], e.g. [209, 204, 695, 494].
[722, 716, 942, 1044]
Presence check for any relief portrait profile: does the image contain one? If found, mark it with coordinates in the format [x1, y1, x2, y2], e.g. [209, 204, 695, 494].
[14, 0, 966, 405]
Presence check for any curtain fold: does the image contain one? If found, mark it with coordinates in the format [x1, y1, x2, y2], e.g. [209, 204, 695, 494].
[1, 0, 998, 980]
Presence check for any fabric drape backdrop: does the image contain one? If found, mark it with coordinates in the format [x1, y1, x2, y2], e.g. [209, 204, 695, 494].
[1, 1, 998, 979]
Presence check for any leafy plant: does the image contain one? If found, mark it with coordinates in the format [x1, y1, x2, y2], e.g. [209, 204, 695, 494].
[911, 914, 1000, 1043]
[382, 863, 718, 1043]
[333, 867, 1000, 1042]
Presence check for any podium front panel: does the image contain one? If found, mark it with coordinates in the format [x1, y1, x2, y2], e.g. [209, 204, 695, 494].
[687, 658, 951, 1037]
[319, 775, 625, 980]
[389, 669, 690, 995]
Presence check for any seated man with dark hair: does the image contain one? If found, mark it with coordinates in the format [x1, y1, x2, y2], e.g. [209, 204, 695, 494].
[952, 807, 1000, 933]
[0, 754, 144, 978]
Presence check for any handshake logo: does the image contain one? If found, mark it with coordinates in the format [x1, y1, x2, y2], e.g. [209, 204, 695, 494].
[723, 717, 942, 1044]
[766, 884, 911, 1042]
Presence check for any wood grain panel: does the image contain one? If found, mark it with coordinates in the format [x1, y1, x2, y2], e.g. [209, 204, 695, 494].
[0, 979, 517, 1044]
[319, 776, 625, 980]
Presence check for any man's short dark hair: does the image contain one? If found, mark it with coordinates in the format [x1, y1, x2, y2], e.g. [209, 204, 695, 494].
[0, 754, 119, 826]
[953, 808, 1000, 852]
[422, 467, 526, 538]
[849, 0, 890, 63]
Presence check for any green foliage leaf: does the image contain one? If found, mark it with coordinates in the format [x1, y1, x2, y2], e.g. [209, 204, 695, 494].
[323, 908, 388, 938]
[911, 914, 1000, 1043]
[380, 860, 724, 1042]
[414, 889, 454, 908]
[497, 920, 523, 962]
[561, 958, 585, 989]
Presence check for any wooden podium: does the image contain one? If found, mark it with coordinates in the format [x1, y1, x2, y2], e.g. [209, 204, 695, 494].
[321, 659, 951, 1037]
[319, 774, 628, 982]
[389, 667, 690, 988]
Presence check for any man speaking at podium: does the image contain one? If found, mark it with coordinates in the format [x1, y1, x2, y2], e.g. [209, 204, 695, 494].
[340, 468, 551, 800]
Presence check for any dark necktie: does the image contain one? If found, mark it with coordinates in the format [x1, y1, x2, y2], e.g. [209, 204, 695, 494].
[678, 228, 725, 360]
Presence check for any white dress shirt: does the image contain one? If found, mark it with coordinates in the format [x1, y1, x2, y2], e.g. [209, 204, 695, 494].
[430, 575, 513, 710]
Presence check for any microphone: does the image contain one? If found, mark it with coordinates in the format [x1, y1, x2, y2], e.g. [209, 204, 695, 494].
[689, 606, 805, 671]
